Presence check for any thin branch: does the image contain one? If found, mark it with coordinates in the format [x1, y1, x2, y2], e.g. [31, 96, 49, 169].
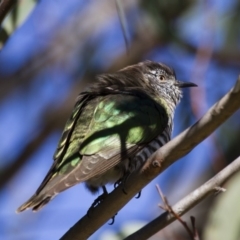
[59, 76, 240, 240]
[125, 156, 240, 240]
[190, 217, 200, 240]
[156, 185, 197, 240]
[115, 0, 130, 54]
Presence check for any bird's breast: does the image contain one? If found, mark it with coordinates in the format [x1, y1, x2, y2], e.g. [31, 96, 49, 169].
[131, 126, 172, 171]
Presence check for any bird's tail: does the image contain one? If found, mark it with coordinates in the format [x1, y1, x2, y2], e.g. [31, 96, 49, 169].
[16, 194, 53, 213]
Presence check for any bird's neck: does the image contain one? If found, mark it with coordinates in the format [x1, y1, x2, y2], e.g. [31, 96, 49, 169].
[154, 91, 182, 127]
[154, 85, 182, 114]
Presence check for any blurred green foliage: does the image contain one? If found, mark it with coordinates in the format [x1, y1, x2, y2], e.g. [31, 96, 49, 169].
[204, 171, 240, 240]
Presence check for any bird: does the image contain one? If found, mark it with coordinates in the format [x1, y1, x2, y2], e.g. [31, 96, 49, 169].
[16, 60, 197, 213]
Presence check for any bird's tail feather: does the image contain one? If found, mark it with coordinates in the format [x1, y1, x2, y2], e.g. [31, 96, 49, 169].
[16, 194, 53, 213]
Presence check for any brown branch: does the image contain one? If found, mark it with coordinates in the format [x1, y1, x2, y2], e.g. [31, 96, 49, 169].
[0, 0, 17, 24]
[125, 156, 240, 240]
[59, 76, 240, 240]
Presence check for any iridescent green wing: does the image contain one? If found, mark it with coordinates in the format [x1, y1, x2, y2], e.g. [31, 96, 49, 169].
[53, 93, 92, 162]
[35, 92, 92, 193]
[36, 91, 168, 194]
[74, 93, 168, 180]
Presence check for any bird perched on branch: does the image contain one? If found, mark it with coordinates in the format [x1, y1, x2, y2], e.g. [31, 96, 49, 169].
[17, 60, 196, 213]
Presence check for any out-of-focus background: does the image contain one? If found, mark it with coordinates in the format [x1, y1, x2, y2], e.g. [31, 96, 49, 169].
[0, 0, 240, 239]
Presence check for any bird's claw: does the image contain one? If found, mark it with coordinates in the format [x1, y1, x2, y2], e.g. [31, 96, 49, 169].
[114, 178, 128, 194]
[135, 190, 141, 199]
[108, 212, 118, 225]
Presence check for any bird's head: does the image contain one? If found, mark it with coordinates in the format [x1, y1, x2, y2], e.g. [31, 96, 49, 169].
[120, 60, 197, 105]
[96, 60, 197, 107]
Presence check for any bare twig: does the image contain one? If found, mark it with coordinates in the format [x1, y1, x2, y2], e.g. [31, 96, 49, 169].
[125, 156, 240, 240]
[191, 217, 200, 240]
[60, 76, 240, 240]
[156, 185, 196, 239]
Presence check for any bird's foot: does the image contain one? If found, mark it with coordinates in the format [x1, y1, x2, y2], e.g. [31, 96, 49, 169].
[114, 175, 142, 199]
[87, 186, 108, 217]
[114, 177, 127, 195]
[87, 186, 118, 224]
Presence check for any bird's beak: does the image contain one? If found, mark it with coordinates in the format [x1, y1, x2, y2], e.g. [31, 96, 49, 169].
[175, 80, 197, 88]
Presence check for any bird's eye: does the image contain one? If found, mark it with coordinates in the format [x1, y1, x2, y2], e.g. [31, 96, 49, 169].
[159, 75, 165, 81]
